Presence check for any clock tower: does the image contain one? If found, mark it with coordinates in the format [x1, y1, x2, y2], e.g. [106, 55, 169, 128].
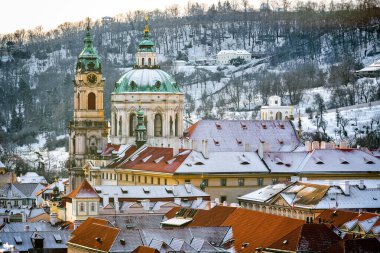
[68, 24, 108, 192]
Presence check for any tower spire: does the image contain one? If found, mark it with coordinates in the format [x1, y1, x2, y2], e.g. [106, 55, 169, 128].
[144, 15, 149, 36]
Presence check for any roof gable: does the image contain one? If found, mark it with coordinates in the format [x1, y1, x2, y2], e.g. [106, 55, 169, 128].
[65, 179, 99, 199]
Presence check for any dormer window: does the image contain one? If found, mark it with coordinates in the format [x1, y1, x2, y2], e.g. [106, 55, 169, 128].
[314, 157, 324, 164]
[240, 122, 247, 130]
[262, 123, 267, 129]
[339, 158, 349, 164]
[236, 139, 242, 145]
[275, 157, 284, 165]
[278, 139, 284, 145]
[154, 156, 164, 163]
[141, 155, 152, 163]
[364, 157, 375, 164]
[279, 124, 285, 129]
[215, 122, 222, 130]
[214, 139, 220, 146]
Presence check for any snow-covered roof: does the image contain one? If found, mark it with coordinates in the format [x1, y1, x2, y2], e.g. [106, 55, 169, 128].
[94, 184, 209, 200]
[238, 183, 289, 202]
[217, 50, 251, 55]
[187, 120, 301, 152]
[17, 172, 47, 184]
[263, 152, 307, 173]
[298, 149, 380, 174]
[356, 59, 380, 75]
[176, 151, 268, 174]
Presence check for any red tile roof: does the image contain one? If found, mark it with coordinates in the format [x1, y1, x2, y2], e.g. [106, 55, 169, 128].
[132, 246, 160, 253]
[107, 145, 138, 168]
[115, 147, 191, 173]
[268, 224, 340, 252]
[101, 143, 121, 156]
[167, 206, 304, 253]
[68, 217, 119, 252]
[65, 179, 99, 199]
[71, 217, 110, 237]
[315, 210, 358, 227]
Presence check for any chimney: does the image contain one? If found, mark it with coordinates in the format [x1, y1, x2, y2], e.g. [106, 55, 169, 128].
[215, 198, 220, 205]
[173, 141, 179, 157]
[311, 141, 320, 150]
[359, 180, 365, 190]
[340, 140, 348, 149]
[202, 139, 209, 159]
[142, 199, 150, 211]
[244, 143, 251, 152]
[103, 193, 109, 207]
[342, 181, 350, 195]
[305, 141, 312, 152]
[210, 200, 217, 209]
[223, 201, 228, 206]
[258, 142, 270, 159]
[114, 194, 119, 213]
[174, 198, 181, 205]
[192, 139, 198, 151]
[320, 141, 327, 149]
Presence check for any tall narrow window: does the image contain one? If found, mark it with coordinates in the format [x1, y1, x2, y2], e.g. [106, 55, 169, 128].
[119, 116, 122, 136]
[88, 92, 96, 110]
[79, 203, 84, 212]
[148, 58, 151, 66]
[154, 114, 163, 137]
[142, 58, 145, 66]
[175, 114, 179, 137]
[90, 203, 95, 212]
[77, 93, 80, 109]
[114, 112, 118, 136]
[169, 116, 173, 136]
[129, 113, 136, 136]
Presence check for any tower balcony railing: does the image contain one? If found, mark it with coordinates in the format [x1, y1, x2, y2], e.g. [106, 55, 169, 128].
[68, 120, 108, 129]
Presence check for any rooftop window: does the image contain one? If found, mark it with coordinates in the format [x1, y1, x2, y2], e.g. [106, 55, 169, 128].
[215, 122, 222, 130]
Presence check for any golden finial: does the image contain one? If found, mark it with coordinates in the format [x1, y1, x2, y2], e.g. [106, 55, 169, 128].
[144, 15, 149, 34]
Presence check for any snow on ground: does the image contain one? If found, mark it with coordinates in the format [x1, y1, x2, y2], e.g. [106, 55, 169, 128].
[16, 134, 68, 172]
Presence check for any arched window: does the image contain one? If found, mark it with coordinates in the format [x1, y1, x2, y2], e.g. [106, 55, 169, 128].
[142, 58, 145, 66]
[119, 116, 122, 136]
[114, 112, 118, 136]
[79, 202, 85, 212]
[129, 113, 136, 136]
[88, 92, 96, 110]
[148, 58, 152, 66]
[154, 114, 162, 137]
[90, 203, 95, 212]
[169, 116, 173, 136]
[77, 93, 80, 109]
[175, 114, 179, 137]
[275, 112, 282, 120]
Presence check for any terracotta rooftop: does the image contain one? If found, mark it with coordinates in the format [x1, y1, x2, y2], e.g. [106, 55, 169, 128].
[132, 245, 160, 253]
[167, 206, 304, 252]
[68, 218, 120, 252]
[65, 179, 99, 199]
[268, 223, 341, 252]
[71, 217, 110, 237]
[315, 210, 358, 227]
[114, 147, 192, 173]
[327, 238, 380, 253]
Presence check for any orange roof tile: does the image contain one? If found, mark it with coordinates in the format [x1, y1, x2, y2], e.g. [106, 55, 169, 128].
[71, 217, 110, 236]
[115, 147, 191, 173]
[315, 209, 358, 227]
[188, 206, 237, 227]
[65, 179, 99, 199]
[268, 224, 340, 252]
[132, 246, 160, 253]
[68, 219, 119, 252]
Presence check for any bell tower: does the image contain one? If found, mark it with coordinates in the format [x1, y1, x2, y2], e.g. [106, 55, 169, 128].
[68, 23, 108, 192]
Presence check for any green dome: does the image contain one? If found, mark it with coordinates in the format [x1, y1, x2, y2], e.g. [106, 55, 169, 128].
[113, 68, 181, 93]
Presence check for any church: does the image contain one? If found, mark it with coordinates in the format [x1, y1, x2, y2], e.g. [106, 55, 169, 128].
[67, 18, 380, 203]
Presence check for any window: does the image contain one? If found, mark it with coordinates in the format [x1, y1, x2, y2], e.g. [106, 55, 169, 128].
[203, 179, 208, 186]
[129, 113, 136, 136]
[238, 178, 245, 187]
[119, 116, 122, 136]
[175, 114, 179, 137]
[164, 179, 167, 185]
[90, 203, 95, 212]
[77, 93, 80, 109]
[125, 174, 128, 181]
[272, 178, 278, 185]
[102, 173, 104, 179]
[79, 203, 85, 212]
[154, 114, 163, 137]
[157, 178, 161, 185]
[138, 176, 141, 183]
[144, 176, 147, 183]
[257, 178, 263, 186]
[221, 178, 227, 187]
[185, 179, 191, 183]
[148, 58, 151, 66]
[142, 58, 145, 66]
[220, 196, 227, 203]
[106, 173, 108, 180]
[113, 112, 117, 136]
[88, 92, 96, 110]
[151, 177, 154, 184]
[119, 174, 122, 180]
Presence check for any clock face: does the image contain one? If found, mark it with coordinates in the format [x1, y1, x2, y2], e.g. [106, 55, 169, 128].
[87, 74, 97, 84]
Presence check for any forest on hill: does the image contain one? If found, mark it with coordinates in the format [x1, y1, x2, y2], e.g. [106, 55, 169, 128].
[0, 0, 379, 153]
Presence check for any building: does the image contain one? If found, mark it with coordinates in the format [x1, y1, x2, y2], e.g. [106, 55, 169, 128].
[216, 50, 251, 65]
[355, 58, 380, 77]
[67, 217, 232, 253]
[68, 23, 109, 191]
[239, 179, 380, 220]
[17, 172, 47, 184]
[0, 183, 44, 208]
[0, 162, 16, 188]
[35, 178, 69, 207]
[260, 95, 293, 120]
[55, 179, 210, 226]
[110, 17, 184, 148]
